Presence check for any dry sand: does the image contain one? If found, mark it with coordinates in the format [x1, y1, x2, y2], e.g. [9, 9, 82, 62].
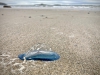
[0, 9, 100, 75]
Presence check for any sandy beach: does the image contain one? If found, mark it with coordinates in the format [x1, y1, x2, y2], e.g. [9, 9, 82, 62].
[0, 8, 100, 75]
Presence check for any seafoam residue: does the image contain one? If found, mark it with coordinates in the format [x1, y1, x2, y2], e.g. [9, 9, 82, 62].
[0, 44, 51, 74]
[0, 52, 26, 74]
[12, 63, 25, 73]
[0, 52, 49, 74]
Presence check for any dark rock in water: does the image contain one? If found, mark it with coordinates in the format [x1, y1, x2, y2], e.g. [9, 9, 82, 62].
[18, 50, 60, 61]
[3, 5, 11, 8]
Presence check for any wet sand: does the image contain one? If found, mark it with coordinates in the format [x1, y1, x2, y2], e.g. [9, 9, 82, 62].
[0, 9, 100, 75]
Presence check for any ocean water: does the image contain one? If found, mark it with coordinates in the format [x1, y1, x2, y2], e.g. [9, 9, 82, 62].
[0, 5, 100, 11]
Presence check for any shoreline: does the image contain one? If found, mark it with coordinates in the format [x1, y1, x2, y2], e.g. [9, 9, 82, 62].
[0, 5, 100, 11]
[0, 8, 100, 12]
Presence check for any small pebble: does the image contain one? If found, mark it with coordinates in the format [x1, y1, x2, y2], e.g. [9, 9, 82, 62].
[88, 12, 90, 14]
[29, 16, 31, 18]
[41, 15, 44, 17]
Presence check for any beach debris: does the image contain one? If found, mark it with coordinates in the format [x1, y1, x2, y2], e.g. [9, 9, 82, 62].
[88, 12, 90, 14]
[45, 17, 48, 18]
[18, 44, 60, 61]
[40, 15, 48, 19]
[29, 16, 31, 18]
[2, 14, 4, 15]
[41, 15, 44, 17]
